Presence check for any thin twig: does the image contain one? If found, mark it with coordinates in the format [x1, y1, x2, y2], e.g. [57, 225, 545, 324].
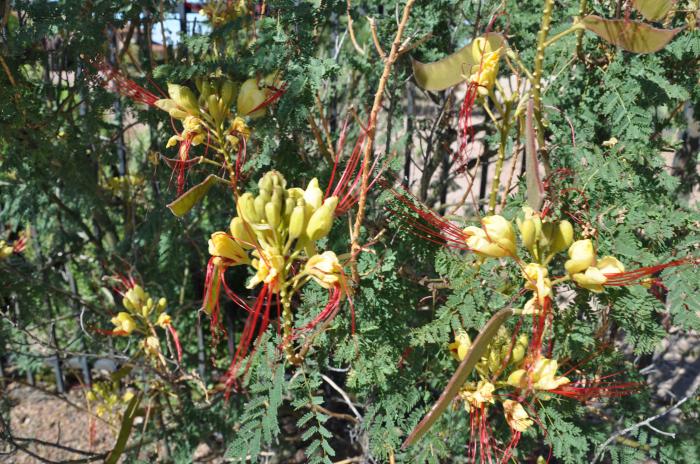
[321, 374, 363, 421]
[367, 16, 386, 59]
[592, 396, 690, 463]
[350, 0, 416, 282]
[346, 0, 365, 55]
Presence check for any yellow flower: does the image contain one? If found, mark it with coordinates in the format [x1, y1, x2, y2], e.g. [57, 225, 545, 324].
[564, 239, 596, 275]
[503, 400, 533, 432]
[507, 357, 570, 391]
[448, 331, 472, 361]
[459, 380, 495, 412]
[247, 249, 285, 291]
[208, 232, 250, 265]
[156, 313, 172, 328]
[469, 48, 501, 95]
[463, 215, 517, 258]
[522, 263, 552, 306]
[305, 251, 343, 289]
[111, 312, 137, 335]
[572, 255, 625, 293]
[142, 336, 160, 356]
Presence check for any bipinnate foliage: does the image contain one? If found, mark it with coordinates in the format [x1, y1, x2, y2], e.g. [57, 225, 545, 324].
[0, 1, 699, 463]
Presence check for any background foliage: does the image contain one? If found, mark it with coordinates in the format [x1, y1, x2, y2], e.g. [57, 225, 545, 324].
[1, 1, 699, 463]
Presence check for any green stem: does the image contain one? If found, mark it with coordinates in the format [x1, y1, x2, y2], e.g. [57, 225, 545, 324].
[488, 128, 509, 214]
[532, 0, 555, 175]
[543, 23, 584, 49]
[280, 290, 301, 364]
[575, 0, 589, 58]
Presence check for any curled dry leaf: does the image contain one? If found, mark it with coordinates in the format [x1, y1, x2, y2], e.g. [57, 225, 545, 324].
[167, 174, 223, 217]
[581, 15, 682, 54]
[411, 32, 504, 91]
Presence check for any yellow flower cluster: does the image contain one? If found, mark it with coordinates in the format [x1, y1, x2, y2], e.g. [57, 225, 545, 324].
[207, 170, 344, 296]
[565, 239, 625, 293]
[199, 0, 247, 28]
[85, 381, 135, 423]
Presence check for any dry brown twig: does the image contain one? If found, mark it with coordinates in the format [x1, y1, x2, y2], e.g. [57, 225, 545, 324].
[349, 0, 417, 283]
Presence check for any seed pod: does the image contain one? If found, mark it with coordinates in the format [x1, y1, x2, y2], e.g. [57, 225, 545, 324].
[230, 216, 257, 249]
[288, 205, 306, 240]
[306, 196, 338, 241]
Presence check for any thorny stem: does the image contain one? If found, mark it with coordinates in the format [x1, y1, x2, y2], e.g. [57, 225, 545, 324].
[488, 122, 510, 214]
[532, 0, 555, 175]
[350, 0, 416, 283]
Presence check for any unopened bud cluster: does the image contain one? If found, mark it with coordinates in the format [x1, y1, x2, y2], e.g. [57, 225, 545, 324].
[110, 284, 173, 362]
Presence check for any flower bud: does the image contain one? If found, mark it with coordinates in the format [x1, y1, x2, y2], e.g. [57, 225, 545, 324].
[237, 192, 259, 224]
[220, 80, 237, 107]
[305, 251, 343, 289]
[237, 78, 267, 118]
[510, 334, 528, 365]
[254, 194, 267, 221]
[167, 83, 199, 115]
[306, 196, 338, 242]
[207, 94, 224, 124]
[142, 336, 160, 356]
[303, 178, 324, 213]
[157, 297, 167, 312]
[518, 218, 537, 250]
[565, 239, 596, 275]
[265, 201, 282, 228]
[550, 220, 574, 255]
[208, 232, 250, 265]
[230, 216, 257, 249]
[288, 205, 306, 240]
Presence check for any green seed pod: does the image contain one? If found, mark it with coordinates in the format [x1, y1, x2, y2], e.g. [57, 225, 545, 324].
[237, 192, 259, 224]
[288, 205, 306, 240]
[306, 196, 338, 241]
[230, 216, 257, 249]
[265, 201, 281, 228]
[550, 220, 574, 255]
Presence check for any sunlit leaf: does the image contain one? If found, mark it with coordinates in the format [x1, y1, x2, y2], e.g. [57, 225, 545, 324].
[632, 0, 673, 22]
[402, 308, 514, 449]
[412, 33, 504, 91]
[581, 15, 682, 54]
[166, 174, 224, 217]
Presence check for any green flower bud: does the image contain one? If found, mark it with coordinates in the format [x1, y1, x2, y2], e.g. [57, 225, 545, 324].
[238, 78, 267, 118]
[288, 205, 306, 240]
[265, 201, 281, 228]
[230, 216, 257, 249]
[237, 192, 259, 223]
[221, 80, 237, 107]
[510, 334, 528, 365]
[167, 83, 199, 115]
[157, 297, 167, 312]
[207, 95, 224, 124]
[284, 197, 296, 222]
[303, 178, 324, 213]
[518, 218, 536, 249]
[306, 196, 338, 241]
[550, 220, 574, 255]
[254, 195, 267, 221]
[258, 171, 274, 192]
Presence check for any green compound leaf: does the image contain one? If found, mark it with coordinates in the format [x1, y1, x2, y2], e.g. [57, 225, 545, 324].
[402, 307, 514, 449]
[412, 33, 504, 91]
[632, 0, 673, 22]
[166, 174, 225, 217]
[581, 15, 682, 54]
